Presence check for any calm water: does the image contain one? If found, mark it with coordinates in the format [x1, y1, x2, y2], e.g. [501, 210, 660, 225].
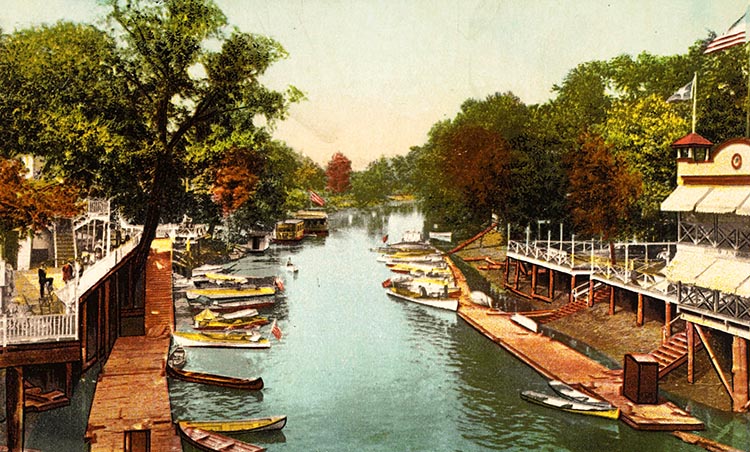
[24, 205, 750, 450]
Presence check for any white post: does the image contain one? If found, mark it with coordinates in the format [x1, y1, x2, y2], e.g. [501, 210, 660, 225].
[559, 223, 563, 252]
[507, 223, 511, 246]
[106, 200, 111, 257]
[547, 230, 551, 260]
[525, 225, 530, 249]
[590, 239, 594, 271]
[572, 234, 576, 265]
[625, 244, 629, 281]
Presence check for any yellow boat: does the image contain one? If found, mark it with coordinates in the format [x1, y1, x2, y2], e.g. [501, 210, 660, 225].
[172, 331, 270, 349]
[178, 415, 287, 434]
[186, 286, 276, 300]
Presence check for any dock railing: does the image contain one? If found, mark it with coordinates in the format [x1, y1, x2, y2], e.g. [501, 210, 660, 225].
[0, 233, 141, 347]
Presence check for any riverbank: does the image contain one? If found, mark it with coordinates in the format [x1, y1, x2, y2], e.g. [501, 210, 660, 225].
[451, 229, 731, 413]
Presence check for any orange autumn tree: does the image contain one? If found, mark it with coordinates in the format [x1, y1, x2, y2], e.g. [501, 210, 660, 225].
[210, 147, 261, 216]
[325, 152, 352, 194]
[567, 133, 642, 265]
[0, 157, 82, 250]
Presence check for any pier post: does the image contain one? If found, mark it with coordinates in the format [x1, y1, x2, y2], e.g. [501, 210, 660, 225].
[549, 269, 555, 301]
[609, 286, 615, 315]
[531, 264, 538, 298]
[587, 279, 593, 307]
[732, 336, 748, 412]
[570, 274, 576, 303]
[6, 366, 24, 452]
[687, 322, 695, 384]
[664, 303, 672, 343]
[637, 293, 644, 326]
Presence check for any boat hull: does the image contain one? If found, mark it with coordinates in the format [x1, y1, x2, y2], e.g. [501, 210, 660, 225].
[520, 390, 620, 419]
[173, 332, 271, 349]
[186, 286, 276, 300]
[386, 289, 458, 312]
[177, 425, 266, 452]
[178, 415, 287, 434]
[166, 363, 264, 390]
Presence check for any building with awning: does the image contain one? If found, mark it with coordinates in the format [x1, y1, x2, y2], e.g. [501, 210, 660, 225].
[661, 134, 750, 412]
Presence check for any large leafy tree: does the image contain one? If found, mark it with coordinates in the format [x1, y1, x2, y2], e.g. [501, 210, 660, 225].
[568, 134, 642, 264]
[0, 1, 300, 278]
[350, 156, 395, 206]
[325, 152, 352, 193]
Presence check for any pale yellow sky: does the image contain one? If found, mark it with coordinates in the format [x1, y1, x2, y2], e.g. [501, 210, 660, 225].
[1, 0, 747, 169]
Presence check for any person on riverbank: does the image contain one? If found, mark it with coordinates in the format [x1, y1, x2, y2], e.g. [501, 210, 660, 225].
[37, 266, 53, 299]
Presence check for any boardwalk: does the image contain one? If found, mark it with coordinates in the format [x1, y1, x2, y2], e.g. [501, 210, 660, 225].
[85, 239, 181, 451]
[448, 257, 704, 432]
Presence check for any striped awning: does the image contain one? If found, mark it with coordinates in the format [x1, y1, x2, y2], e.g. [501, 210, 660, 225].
[660, 185, 711, 212]
[695, 186, 750, 214]
[667, 250, 750, 297]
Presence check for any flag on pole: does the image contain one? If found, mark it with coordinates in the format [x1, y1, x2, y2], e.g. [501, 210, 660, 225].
[309, 190, 325, 207]
[667, 77, 695, 102]
[382, 234, 389, 243]
[271, 319, 282, 340]
[704, 12, 748, 54]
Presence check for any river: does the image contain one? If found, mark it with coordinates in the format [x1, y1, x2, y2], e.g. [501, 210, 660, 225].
[24, 204, 750, 450]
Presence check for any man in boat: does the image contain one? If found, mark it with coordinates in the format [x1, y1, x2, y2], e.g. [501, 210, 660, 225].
[286, 257, 293, 267]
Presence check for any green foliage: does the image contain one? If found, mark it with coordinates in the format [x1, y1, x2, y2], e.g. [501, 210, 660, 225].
[350, 157, 395, 206]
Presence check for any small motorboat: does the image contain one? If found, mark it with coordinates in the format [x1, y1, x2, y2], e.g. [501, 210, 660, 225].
[178, 415, 287, 434]
[520, 390, 620, 419]
[167, 346, 187, 369]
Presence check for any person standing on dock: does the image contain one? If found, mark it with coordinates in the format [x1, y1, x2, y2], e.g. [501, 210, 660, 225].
[37, 266, 53, 299]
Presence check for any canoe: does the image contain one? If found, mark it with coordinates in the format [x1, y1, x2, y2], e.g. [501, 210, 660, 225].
[189, 298, 276, 314]
[386, 288, 458, 312]
[194, 316, 269, 331]
[194, 308, 260, 323]
[186, 286, 276, 300]
[177, 424, 266, 452]
[520, 390, 620, 419]
[166, 363, 264, 390]
[548, 380, 614, 408]
[173, 331, 271, 349]
[168, 346, 187, 369]
[178, 415, 287, 434]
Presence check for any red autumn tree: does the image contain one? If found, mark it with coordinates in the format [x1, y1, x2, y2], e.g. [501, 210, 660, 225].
[567, 133, 642, 265]
[326, 152, 352, 193]
[210, 147, 261, 216]
[0, 157, 82, 240]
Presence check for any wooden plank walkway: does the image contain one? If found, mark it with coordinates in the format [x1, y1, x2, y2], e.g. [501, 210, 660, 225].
[85, 239, 182, 451]
[447, 257, 705, 432]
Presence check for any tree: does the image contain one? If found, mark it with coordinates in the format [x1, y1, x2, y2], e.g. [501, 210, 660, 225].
[567, 134, 642, 264]
[0, 2, 301, 277]
[325, 152, 352, 193]
[350, 157, 395, 206]
[0, 158, 82, 265]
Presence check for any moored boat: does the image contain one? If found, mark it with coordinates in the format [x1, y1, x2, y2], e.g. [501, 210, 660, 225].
[172, 331, 270, 349]
[186, 286, 277, 301]
[520, 390, 620, 419]
[167, 346, 187, 369]
[386, 287, 459, 312]
[178, 415, 287, 434]
[293, 209, 329, 236]
[548, 380, 614, 408]
[188, 298, 277, 314]
[273, 218, 305, 242]
[166, 363, 264, 390]
[177, 424, 266, 452]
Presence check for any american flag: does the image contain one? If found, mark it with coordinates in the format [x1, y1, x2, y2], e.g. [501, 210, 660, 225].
[309, 190, 325, 206]
[704, 12, 748, 54]
[271, 319, 282, 340]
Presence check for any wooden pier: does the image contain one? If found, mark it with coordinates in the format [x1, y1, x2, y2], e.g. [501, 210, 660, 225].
[85, 239, 181, 451]
[448, 257, 705, 432]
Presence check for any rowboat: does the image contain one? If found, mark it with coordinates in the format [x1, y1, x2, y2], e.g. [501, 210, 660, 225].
[194, 317, 269, 331]
[520, 390, 620, 419]
[186, 286, 277, 300]
[166, 363, 264, 390]
[548, 380, 614, 408]
[428, 231, 453, 242]
[189, 298, 276, 314]
[192, 264, 226, 277]
[178, 415, 287, 434]
[386, 287, 459, 312]
[168, 346, 187, 369]
[177, 424, 266, 452]
[172, 331, 270, 349]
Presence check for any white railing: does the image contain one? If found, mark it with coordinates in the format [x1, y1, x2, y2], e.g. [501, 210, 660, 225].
[0, 232, 141, 347]
[0, 314, 77, 347]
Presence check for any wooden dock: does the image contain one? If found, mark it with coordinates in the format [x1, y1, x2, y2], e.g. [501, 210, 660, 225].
[448, 257, 705, 432]
[85, 239, 182, 451]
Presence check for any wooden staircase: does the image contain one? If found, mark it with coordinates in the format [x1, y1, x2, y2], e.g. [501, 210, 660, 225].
[649, 331, 701, 379]
[24, 381, 70, 412]
[539, 298, 589, 323]
[54, 219, 76, 266]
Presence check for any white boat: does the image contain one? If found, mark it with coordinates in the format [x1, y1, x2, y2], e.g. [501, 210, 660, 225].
[191, 264, 225, 277]
[172, 331, 271, 349]
[548, 380, 614, 408]
[520, 390, 620, 419]
[511, 313, 538, 333]
[429, 231, 453, 242]
[385, 288, 458, 312]
[470, 290, 493, 307]
[401, 230, 425, 243]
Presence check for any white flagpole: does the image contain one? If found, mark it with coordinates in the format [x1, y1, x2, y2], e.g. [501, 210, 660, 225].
[691, 72, 697, 134]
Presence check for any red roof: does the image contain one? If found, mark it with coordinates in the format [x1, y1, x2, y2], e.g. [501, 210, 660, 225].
[671, 132, 713, 148]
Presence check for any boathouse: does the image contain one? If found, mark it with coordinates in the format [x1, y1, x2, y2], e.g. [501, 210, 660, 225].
[502, 133, 750, 413]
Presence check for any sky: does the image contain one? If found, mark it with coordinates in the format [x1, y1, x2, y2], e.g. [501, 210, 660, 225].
[0, 0, 748, 169]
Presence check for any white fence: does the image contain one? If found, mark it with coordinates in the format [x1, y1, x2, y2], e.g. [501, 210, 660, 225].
[0, 233, 141, 347]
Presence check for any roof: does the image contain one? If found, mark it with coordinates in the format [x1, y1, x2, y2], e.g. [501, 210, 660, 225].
[671, 132, 713, 148]
[661, 185, 750, 215]
[667, 248, 750, 296]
